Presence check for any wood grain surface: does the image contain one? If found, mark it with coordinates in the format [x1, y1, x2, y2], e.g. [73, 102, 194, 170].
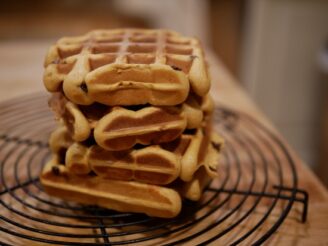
[0, 41, 327, 245]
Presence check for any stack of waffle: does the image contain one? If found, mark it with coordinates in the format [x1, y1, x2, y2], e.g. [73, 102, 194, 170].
[40, 29, 224, 218]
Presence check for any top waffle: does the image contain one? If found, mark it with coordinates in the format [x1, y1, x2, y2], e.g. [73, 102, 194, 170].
[44, 29, 210, 106]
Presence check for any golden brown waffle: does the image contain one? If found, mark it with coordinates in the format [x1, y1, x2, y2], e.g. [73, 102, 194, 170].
[47, 121, 219, 185]
[94, 106, 187, 151]
[65, 142, 90, 174]
[44, 127, 223, 216]
[178, 136, 223, 201]
[179, 168, 210, 201]
[163, 127, 210, 182]
[49, 125, 73, 155]
[44, 29, 210, 106]
[49, 126, 91, 175]
[89, 123, 217, 184]
[89, 145, 181, 185]
[49, 93, 214, 151]
[182, 93, 214, 129]
[40, 159, 182, 218]
[48, 125, 182, 185]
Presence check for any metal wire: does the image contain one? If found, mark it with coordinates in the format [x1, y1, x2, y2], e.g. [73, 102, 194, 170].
[0, 92, 308, 245]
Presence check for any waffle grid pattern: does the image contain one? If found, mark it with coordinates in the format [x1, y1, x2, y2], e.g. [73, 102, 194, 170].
[44, 29, 210, 106]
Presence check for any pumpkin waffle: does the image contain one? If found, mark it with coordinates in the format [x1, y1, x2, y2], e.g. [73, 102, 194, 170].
[178, 134, 224, 201]
[49, 92, 214, 151]
[44, 28, 210, 106]
[42, 130, 223, 217]
[48, 125, 73, 157]
[40, 159, 182, 218]
[49, 126, 91, 175]
[48, 126, 181, 184]
[88, 122, 218, 184]
[47, 120, 220, 185]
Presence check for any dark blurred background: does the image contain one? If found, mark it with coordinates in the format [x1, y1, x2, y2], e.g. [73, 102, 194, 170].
[0, 0, 327, 186]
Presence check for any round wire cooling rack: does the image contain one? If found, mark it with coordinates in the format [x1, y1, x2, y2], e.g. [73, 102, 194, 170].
[0, 92, 308, 246]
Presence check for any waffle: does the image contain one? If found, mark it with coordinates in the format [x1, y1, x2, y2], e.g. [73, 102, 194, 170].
[65, 142, 90, 174]
[163, 127, 211, 182]
[49, 92, 214, 151]
[42, 131, 222, 217]
[89, 144, 180, 185]
[48, 126, 181, 185]
[49, 125, 73, 155]
[178, 136, 223, 201]
[49, 126, 89, 175]
[182, 93, 214, 129]
[44, 29, 210, 106]
[40, 159, 182, 218]
[180, 168, 210, 201]
[89, 123, 217, 184]
[47, 121, 217, 185]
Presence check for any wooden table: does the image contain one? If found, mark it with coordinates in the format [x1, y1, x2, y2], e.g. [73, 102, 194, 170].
[0, 41, 327, 245]
[208, 53, 328, 245]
